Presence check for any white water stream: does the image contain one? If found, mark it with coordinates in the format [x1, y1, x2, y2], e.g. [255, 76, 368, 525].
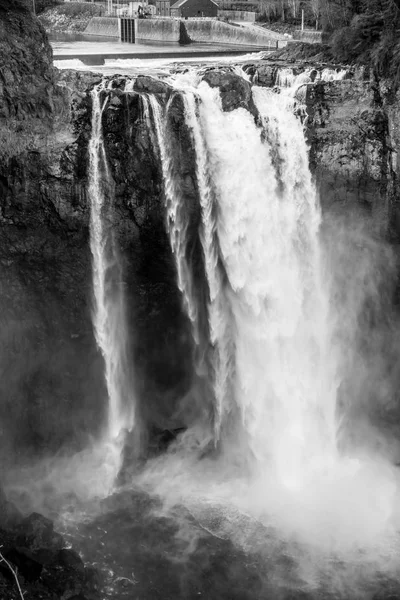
[137, 73, 400, 567]
[88, 84, 135, 440]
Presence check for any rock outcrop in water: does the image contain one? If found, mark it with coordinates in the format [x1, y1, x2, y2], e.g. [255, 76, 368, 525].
[1, 1, 400, 458]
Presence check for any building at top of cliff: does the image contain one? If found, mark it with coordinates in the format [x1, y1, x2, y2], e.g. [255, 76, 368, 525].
[170, 0, 218, 18]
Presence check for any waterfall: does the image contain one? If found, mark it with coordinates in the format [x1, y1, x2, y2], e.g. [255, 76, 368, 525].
[182, 91, 235, 440]
[137, 75, 340, 471]
[134, 73, 399, 556]
[180, 81, 338, 482]
[143, 93, 200, 344]
[88, 84, 135, 440]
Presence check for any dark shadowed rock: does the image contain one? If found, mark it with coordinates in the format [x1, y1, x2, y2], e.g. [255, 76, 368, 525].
[254, 64, 277, 87]
[32, 547, 57, 566]
[3, 547, 43, 581]
[85, 565, 102, 591]
[0, 0, 56, 121]
[202, 69, 255, 114]
[58, 548, 85, 574]
[16, 512, 54, 549]
[133, 75, 172, 96]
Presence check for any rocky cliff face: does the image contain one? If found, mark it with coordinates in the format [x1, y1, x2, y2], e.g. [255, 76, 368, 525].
[0, 0, 54, 121]
[306, 78, 397, 237]
[0, 2, 104, 457]
[246, 62, 400, 242]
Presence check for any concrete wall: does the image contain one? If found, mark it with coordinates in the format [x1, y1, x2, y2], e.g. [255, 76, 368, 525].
[293, 29, 322, 43]
[185, 19, 283, 45]
[127, 16, 284, 45]
[218, 10, 256, 21]
[84, 16, 119, 37]
[135, 17, 180, 41]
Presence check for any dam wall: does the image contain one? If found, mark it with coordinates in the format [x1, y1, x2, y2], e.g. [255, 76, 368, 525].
[84, 16, 119, 37]
[84, 16, 284, 46]
[292, 29, 323, 43]
[135, 18, 180, 42]
[137, 18, 283, 46]
[184, 20, 282, 45]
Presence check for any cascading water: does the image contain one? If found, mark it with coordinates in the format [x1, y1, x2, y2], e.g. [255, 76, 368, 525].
[88, 84, 135, 440]
[137, 72, 400, 561]
[182, 91, 235, 439]
[143, 94, 200, 344]
[187, 82, 338, 480]
[13, 66, 400, 599]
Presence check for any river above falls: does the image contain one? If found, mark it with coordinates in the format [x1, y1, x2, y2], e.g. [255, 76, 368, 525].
[50, 33, 269, 73]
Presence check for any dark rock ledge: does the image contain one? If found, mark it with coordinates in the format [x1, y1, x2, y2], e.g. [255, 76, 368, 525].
[0, 486, 101, 600]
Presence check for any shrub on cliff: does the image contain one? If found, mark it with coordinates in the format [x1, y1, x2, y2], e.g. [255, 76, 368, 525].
[39, 3, 104, 32]
[50, 2, 105, 16]
[36, 0, 62, 14]
[328, 0, 400, 82]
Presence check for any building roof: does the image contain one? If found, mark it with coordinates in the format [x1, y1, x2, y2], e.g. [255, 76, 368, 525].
[170, 0, 218, 8]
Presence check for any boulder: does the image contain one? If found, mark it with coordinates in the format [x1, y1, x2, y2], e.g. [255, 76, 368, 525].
[254, 65, 277, 87]
[32, 547, 57, 566]
[58, 548, 85, 574]
[202, 69, 254, 114]
[133, 76, 172, 96]
[16, 512, 57, 550]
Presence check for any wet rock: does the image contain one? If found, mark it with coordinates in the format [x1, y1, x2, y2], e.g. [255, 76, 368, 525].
[3, 547, 43, 581]
[133, 75, 172, 96]
[58, 548, 85, 574]
[32, 547, 58, 566]
[85, 565, 102, 591]
[254, 65, 277, 87]
[202, 69, 255, 114]
[16, 512, 55, 550]
[109, 95, 123, 107]
[50, 531, 65, 551]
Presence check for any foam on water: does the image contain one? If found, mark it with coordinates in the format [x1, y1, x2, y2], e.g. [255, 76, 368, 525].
[54, 58, 87, 70]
